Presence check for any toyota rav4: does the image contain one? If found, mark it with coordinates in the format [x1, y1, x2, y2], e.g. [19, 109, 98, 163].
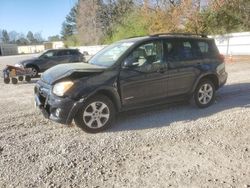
[34, 33, 227, 133]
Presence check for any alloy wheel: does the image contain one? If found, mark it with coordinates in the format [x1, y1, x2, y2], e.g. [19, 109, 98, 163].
[83, 101, 110, 129]
[31, 68, 38, 77]
[198, 83, 214, 105]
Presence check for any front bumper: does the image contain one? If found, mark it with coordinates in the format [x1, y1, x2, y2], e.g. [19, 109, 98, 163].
[34, 81, 83, 125]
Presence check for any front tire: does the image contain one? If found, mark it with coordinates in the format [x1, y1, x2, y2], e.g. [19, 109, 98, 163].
[74, 95, 115, 133]
[194, 79, 215, 108]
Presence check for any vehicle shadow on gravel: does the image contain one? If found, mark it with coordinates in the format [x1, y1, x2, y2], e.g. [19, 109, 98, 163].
[22, 79, 39, 84]
[110, 83, 250, 132]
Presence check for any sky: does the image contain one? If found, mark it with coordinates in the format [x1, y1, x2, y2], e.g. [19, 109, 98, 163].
[0, 0, 77, 40]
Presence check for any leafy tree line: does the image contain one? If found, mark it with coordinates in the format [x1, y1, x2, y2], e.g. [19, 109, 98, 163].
[0, 29, 45, 45]
[61, 0, 250, 46]
[61, 0, 135, 46]
[0, 29, 63, 45]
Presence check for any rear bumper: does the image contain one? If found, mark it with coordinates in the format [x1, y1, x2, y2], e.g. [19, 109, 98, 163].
[218, 71, 228, 88]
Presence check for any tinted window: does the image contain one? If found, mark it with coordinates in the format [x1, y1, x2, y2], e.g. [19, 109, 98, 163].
[57, 50, 71, 56]
[40, 50, 56, 58]
[69, 50, 79, 55]
[165, 40, 195, 62]
[198, 41, 209, 53]
[126, 41, 164, 72]
[196, 40, 215, 58]
[181, 41, 194, 59]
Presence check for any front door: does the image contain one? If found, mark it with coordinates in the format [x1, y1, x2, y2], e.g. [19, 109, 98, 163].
[119, 41, 168, 107]
[41, 50, 58, 70]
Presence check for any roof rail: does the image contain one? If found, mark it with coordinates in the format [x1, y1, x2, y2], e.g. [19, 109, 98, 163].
[150, 32, 208, 38]
[125, 35, 145, 39]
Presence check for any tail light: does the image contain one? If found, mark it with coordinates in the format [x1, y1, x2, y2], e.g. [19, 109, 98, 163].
[218, 54, 225, 62]
[216, 54, 226, 73]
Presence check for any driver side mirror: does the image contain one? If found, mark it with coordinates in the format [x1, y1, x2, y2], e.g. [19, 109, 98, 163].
[123, 59, 139, 69]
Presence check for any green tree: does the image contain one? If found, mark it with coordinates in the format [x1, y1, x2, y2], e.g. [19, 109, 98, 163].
[16, 37, 29, 45]
[27, 31, 37, 44]
[2, 30, 10, 43]
[61, 4, 77, 40]
[48, 35, 61, 41]
[34, 32, 44, 43]
[64, 35, 80, 47]
[200, 0, 250, 34]
[77, 0, 135, 45]
[104, 10, 148, 43]
[61, 4, 79, 46]
[101, 0, 135, 40]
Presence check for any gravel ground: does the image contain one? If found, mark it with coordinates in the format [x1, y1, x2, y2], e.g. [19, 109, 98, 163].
[0, 55, 249, 188]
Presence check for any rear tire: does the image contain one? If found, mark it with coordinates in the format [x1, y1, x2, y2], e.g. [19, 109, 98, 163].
[4, 78, 10, 84]
[194, 79, 215, 108]
[74, 95, 115, 133]
[11, 78, 18, 84]
[18, 76, 24, 81]
[25, 76, 31, 82]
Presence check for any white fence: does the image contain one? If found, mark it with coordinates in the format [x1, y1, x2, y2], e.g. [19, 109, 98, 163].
[70, 45, 107, 56]
[213, 32, 250, 55]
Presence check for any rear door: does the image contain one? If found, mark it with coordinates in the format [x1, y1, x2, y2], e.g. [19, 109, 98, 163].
[165, 38, 201, 96]
[119, 40, 168, 107]
[68, 50, 82, 62]
[55, 50, 72, 64]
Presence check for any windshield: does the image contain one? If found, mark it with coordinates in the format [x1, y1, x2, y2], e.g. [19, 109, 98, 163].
[89, 42, 134, 67]
[39, 50, 56, 58]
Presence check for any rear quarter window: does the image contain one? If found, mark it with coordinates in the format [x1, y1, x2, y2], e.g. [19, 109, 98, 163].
[69, 50, 82, 55]
[57, 50, 70, 56]
[196, 40, 218, 58]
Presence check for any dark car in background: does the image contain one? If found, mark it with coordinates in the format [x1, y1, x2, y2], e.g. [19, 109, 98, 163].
[35, 33, 227, 133]
[16, 49, 84, 77]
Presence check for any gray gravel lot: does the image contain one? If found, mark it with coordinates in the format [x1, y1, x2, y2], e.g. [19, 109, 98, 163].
[0, 54, 250, 187]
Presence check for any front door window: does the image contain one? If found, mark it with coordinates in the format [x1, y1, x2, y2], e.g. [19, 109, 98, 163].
[125, 41, 164, 72]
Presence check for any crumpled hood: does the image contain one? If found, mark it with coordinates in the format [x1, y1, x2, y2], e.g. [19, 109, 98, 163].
[41, 63, 106, 84]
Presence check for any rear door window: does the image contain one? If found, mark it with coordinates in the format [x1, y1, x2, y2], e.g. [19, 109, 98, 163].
[164, 39, 204, 68]
[57, 50, 70, 56]
[40, 50, 57, 58]
[69, 50, 79, 55]
[181, 41, 194, 60]
[165, 40, 197, 61]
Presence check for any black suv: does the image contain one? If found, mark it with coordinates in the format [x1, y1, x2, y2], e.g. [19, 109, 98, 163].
[35, 33, 227, 133]
[16, 49, 84, 77]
